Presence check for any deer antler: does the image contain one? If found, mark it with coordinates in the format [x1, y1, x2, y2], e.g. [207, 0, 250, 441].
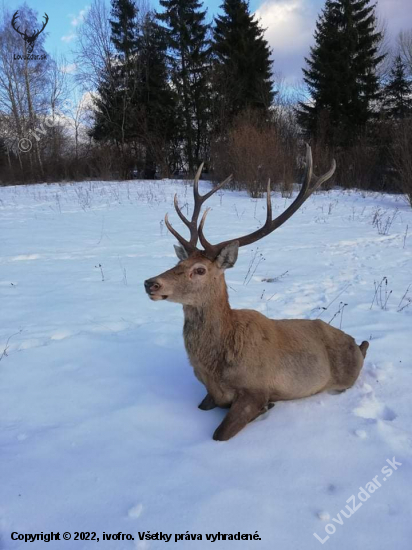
[165, 165, 232, 253]
[165, 145, 336, 259]
[198, 144, 336, 258]
[11, 12, 26, 38]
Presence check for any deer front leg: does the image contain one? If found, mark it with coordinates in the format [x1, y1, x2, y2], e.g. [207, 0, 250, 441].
[198, 392, 217, 410]
[213, 391, 266, 441]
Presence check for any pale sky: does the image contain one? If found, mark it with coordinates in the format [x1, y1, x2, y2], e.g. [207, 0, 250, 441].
[4, 0, 411, 83]
[256, 0, 412, 83]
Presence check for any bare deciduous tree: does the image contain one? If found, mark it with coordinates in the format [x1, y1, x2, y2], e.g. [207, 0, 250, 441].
[398, 29, 412, 76]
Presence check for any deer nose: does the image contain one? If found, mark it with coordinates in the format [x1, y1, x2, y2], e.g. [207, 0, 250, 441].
[144, 279, 161, 293]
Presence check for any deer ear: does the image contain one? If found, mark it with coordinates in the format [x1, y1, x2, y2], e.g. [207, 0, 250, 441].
[215, 241, 239, 269]
[174, 245, 189, 261]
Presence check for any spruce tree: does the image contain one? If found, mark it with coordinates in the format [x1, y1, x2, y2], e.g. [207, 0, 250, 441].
[110, 0, 139, 60]
[135, 13, 178, 177]
[0, 138, 6, 169]
[298, 0, 385, 145]
[383, 54, 412, 119]
[212, 0, 274, 127]
[90, 66, 122, 143]
[91, 0, 139, 150]
[157, 0, 210, 173]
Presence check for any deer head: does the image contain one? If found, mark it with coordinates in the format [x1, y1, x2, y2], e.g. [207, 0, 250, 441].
[144, 144, 336, 306]
[144, 245, 239, 306]
[11, 11, 49, 54]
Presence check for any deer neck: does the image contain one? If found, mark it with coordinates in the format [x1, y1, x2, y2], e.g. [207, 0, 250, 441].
[183, 278, 233, 345]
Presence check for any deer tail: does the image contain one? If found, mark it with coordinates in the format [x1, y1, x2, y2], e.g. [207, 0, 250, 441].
[359, 341, 369, 359]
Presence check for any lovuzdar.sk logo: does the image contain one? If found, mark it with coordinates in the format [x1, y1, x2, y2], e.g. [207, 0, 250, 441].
[11, 11, 48, 60]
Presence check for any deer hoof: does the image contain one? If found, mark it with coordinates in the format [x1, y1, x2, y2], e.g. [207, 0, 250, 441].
[198, 394, 217, 410]
[213, 426, 230, 441]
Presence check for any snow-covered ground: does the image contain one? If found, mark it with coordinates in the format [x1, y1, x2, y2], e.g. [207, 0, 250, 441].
[1, 179, 411, 549]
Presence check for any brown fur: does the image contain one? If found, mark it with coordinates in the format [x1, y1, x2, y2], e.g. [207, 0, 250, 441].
[145, 251, 368, 441]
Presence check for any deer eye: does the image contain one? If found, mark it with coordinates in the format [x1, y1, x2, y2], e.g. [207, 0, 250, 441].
[195, 267, 206, 276]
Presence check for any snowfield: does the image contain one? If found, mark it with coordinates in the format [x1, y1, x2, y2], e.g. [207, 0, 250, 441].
[1, 179, 411, 549]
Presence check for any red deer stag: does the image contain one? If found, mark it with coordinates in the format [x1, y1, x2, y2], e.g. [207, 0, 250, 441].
[144, 145, 369, 441]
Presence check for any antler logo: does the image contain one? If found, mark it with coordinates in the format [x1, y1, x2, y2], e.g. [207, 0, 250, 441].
[11, 11, 49, 54]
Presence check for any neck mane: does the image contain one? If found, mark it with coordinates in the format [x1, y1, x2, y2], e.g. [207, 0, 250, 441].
[182, 276, 240, 375]
[183, 276, 233, 340]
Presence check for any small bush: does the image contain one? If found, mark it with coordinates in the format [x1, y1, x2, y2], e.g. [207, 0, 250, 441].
[211, 110, 298, 197]
[393, 118, 412, 207]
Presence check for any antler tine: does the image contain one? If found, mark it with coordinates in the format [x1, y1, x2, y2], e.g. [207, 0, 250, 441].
[265, 178, 272, 225]
[173, 194, 190, 226]
[198, 144, 336, 259]
[172, 194, 198, 249]
[311, 159, 337, 191]
[201, 174, 233, 201]
[193, 162, 204, 201]
[164, 213, 193, 251]
[165, 165, 232, 253]
[300, 144, 336, 195]
[198, 207, 211, 250]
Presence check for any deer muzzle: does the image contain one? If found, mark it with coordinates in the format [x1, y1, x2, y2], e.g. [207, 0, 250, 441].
[144, 278, 168, 300]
